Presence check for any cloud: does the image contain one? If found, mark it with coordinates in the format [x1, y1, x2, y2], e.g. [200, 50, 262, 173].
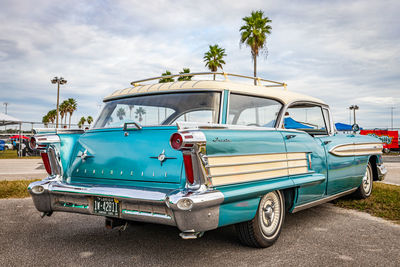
[0, 0, 399, 130]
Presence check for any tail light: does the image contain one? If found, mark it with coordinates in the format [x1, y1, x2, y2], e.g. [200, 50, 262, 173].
[170, 133, 183, 150]
[41, 153, 52, 175]
[29, 137, 37, 150]
[170, 131, 206, 185]
[183, 154, 194, 184]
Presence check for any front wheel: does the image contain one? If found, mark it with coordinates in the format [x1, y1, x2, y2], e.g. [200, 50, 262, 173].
[235, 190, 285, 248]
[354, 162, 373, 199]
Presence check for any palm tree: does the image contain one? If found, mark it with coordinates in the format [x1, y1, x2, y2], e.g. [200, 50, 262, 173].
[159, 70, 175, 83]
[203, 44, 227, 80]
[135, 107, 146, 122]
[67, 98, 77, 128]
[87, 116, 93, 127]
[42, 114, 50, 128]
[59, 100, 68, 127]
[178, 68, 193, 81]
[240, 10, 272, 85]
[47, 110, 57, 127]
[116, 108, 126, 120]
[129, 105, 135, 119]
[78, 117, 86, 128]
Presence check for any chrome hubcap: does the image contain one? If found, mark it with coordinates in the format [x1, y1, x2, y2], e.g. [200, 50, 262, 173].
[259, 192, 281, 237]
[263, 204, 275, 227]
[362, 166, 372, 193]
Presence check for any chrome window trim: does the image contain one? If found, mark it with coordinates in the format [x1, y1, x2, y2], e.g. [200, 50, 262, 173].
[277, 101, 332, 135]
[226, 92, 284, 127]
[94, 90, 224, 130]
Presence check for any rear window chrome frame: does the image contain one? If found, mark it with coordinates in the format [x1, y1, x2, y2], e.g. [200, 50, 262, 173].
[92, 90, 224, 130]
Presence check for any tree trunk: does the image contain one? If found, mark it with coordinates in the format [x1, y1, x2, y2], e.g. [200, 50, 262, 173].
[253, 54, 257, 85]
[69, 113, 72, 129]
[213, 73, 216, 80]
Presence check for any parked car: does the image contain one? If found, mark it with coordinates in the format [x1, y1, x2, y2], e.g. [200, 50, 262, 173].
[28, 73, 386, 248]
[0, 139, 13, 150]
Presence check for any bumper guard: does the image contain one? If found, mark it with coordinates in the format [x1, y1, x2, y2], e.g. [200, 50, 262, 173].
[28, 177, 224, 232]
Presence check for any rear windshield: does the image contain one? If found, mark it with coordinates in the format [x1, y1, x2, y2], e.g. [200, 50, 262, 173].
[94, 92, 221, 128]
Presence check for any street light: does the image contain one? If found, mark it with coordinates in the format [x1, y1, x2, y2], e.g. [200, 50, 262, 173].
[3, 102, 8, 114]
[390, 107, 395, 130]
[349, 105, 359, 125]
[51, 76, 67, 128]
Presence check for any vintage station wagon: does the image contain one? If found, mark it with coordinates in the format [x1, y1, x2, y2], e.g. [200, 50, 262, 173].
[29, 72, 387, 247]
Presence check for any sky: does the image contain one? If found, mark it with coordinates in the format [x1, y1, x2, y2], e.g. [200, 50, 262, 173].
[0, 0, 399, 129]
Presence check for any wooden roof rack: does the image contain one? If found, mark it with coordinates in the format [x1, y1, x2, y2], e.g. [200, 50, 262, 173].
[130, 72, 287, 90]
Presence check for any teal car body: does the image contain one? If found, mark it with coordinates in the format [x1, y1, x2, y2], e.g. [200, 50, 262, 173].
[28, 73, 387, 246]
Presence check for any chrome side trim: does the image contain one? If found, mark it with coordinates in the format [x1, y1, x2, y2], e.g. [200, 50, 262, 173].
[329, 142, 383, 157]
[208, 165, 309, 178]
[291, 187, 358, 213]
[205, 151, 310, 158]
[206, 157, 307, 168]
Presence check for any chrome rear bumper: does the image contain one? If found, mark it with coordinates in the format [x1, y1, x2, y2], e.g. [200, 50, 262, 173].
[28, 177, 224, 232]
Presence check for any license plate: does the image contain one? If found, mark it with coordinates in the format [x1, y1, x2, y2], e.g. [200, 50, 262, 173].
[93, 197, 120, 216]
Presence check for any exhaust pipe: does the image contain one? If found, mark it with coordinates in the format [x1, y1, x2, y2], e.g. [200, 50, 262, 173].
[179, 231, 204, 239]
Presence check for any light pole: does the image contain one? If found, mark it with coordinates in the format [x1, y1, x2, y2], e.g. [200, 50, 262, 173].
[51, 76, 67, 128]
[390, 107, 395, 130]
[349, 105, 359, 125]
[3, 102, 8, 114]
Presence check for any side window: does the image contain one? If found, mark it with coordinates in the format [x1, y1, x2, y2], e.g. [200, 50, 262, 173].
[284, 105, 328, 135]
[174, 110, 217, 124]
[228, 94, 282, 127]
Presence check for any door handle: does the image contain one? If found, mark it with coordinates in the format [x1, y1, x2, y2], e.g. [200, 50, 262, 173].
[323, 140, 332, 145]
[285, 135, 296, 140]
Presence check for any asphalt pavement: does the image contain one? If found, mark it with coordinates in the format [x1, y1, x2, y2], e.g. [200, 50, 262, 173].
[0, 159, 47, 181]
[0, 198, 399, 267]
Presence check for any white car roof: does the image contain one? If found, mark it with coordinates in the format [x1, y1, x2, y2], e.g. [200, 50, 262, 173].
[104, 80, 326, 106]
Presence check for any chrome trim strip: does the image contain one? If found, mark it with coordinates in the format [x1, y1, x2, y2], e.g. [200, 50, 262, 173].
[292, 187, 358, 213]
[205, 151, 310, 158]
[206, 157, 307, 168]
[208, 165, 309, 178]
[122, 210, 172, 219]
[329, 142, 383, 157]
[34, 129, 84, 135]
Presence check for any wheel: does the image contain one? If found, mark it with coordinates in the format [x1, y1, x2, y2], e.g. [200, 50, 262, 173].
[354, 162, 373, 199]
[235, 190, 285, 248]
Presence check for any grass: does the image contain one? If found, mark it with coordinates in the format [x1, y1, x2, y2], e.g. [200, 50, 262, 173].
[0, 179, 39, 198]
[334, 182, 400, 223]
[0, 149, 41, 159]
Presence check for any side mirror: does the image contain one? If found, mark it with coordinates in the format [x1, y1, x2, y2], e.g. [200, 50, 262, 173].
[352, 124, 360, 133]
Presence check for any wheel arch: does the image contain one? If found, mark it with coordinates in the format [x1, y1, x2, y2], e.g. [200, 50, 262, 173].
[282, 187, 297, 212]
[368, 155, 379, 181]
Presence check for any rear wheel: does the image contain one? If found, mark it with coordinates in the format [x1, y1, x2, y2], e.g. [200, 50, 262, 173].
[235, 190, 285, 248]
[354, 162, 373, 199]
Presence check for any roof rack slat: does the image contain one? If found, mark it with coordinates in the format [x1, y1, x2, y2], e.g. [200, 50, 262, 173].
[130, 72, 287, 89]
